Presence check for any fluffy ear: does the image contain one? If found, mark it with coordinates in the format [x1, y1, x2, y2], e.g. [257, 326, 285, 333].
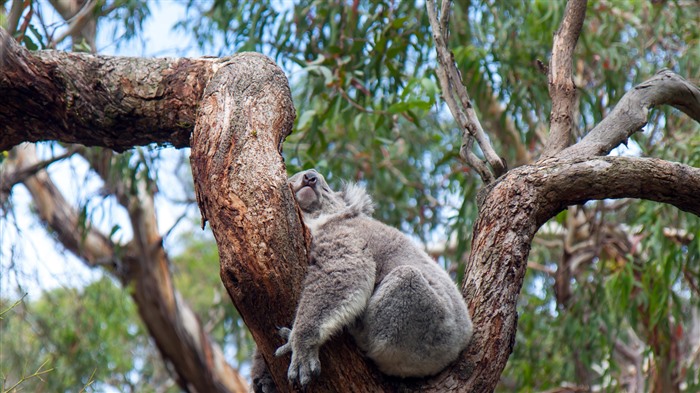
[341, 182, 374, 216]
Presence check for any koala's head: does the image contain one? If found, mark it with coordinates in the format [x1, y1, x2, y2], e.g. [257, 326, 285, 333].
[288, 169, 345, 217]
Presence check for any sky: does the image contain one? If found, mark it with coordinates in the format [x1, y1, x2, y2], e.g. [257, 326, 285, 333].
[1, 2, 209, 301]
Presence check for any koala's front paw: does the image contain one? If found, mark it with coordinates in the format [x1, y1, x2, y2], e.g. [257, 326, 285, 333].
[274, 327, 321, 387]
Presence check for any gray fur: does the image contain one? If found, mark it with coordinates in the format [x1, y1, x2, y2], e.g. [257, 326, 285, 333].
[273, 169, 472, 387]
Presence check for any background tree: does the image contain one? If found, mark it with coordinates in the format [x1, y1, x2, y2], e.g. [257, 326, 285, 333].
[1, 0, 700, 392]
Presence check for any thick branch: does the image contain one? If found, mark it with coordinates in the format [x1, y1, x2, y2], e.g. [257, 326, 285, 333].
[559, 70, 700, 159]
[542, 0, 587, 157]
[537, 156, 700, 215]
[426, 155, 700, 392]
[0, 27, 225, 151]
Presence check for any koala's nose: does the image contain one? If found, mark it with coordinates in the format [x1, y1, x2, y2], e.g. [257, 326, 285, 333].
[303, 172, 317, 187]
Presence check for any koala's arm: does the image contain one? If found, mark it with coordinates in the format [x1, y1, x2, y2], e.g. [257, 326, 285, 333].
[276, 229, 375, 386]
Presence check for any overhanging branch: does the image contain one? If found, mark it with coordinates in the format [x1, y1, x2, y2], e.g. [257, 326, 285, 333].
[535, 155, 700, 218]
[0, 27, 225, 151]
[558, 70, 700, 159]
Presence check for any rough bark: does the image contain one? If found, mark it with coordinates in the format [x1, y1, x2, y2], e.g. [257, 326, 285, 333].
[189, 52, 394, 392]
[2, 145, 249, 393]
[0, 27, 223, 151]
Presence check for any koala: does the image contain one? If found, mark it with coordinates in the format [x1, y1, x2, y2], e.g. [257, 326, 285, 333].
[259, 169, 472, 390]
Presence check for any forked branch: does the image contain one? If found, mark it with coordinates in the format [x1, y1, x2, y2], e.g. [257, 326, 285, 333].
[426, 0, 506, 184]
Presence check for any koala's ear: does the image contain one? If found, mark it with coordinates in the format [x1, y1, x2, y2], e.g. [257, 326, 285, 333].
[340, 183, 374, 216]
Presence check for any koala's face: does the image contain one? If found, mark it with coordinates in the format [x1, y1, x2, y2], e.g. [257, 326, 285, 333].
[288, 169, 334, 214]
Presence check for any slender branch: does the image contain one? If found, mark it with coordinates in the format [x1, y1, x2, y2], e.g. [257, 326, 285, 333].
[426, 0, 505, 183]
[0, 145, 82, 194]
[6, 0, 25, 34]
[48, 0, 99, 50]
[559, 69, 700, 159]
[542, 0, 587, 158]
[527, 261, 555, 275]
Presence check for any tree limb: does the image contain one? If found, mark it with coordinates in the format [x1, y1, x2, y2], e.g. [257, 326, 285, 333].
[437, 154, 700, 392]
[426, 0, 505, 183]
[558, 70, 700, 159]
[542, 0, 587, 158]
[0, 27, 224, 151]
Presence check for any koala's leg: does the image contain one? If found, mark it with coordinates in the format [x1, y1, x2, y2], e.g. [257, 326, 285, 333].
[251, 349, 277, 393]
[356, 265, 468, 377]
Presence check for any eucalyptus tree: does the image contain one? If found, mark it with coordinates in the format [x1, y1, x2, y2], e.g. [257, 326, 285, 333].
[1, 0, 699, 392]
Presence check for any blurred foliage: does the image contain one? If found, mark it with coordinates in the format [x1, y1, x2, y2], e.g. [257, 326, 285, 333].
[0, 278, 168, 392]
[0, 229, 249, 392]
[3, 0, 700, 391]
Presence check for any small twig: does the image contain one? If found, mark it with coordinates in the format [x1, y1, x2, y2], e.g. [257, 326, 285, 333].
[527, 261, 556, 275]
[2, 358, 54, 393]
[162, 210, 191, 242]
[0, 294, 27, 319]
[337, 87, 388, 115]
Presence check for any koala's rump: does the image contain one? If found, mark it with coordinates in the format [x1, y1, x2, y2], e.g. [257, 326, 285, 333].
[344, 217, 472, 377]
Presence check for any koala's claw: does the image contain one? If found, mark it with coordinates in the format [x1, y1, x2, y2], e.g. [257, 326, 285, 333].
[274, 326, 321, 386]
[288, 352, 321, 387]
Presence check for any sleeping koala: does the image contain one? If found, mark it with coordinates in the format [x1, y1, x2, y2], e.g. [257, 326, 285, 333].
[259, 169, 472, 390]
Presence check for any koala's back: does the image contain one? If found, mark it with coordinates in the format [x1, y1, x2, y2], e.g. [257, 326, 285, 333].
[315, 214, 473, 377]
[340, 216, 451, 285]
